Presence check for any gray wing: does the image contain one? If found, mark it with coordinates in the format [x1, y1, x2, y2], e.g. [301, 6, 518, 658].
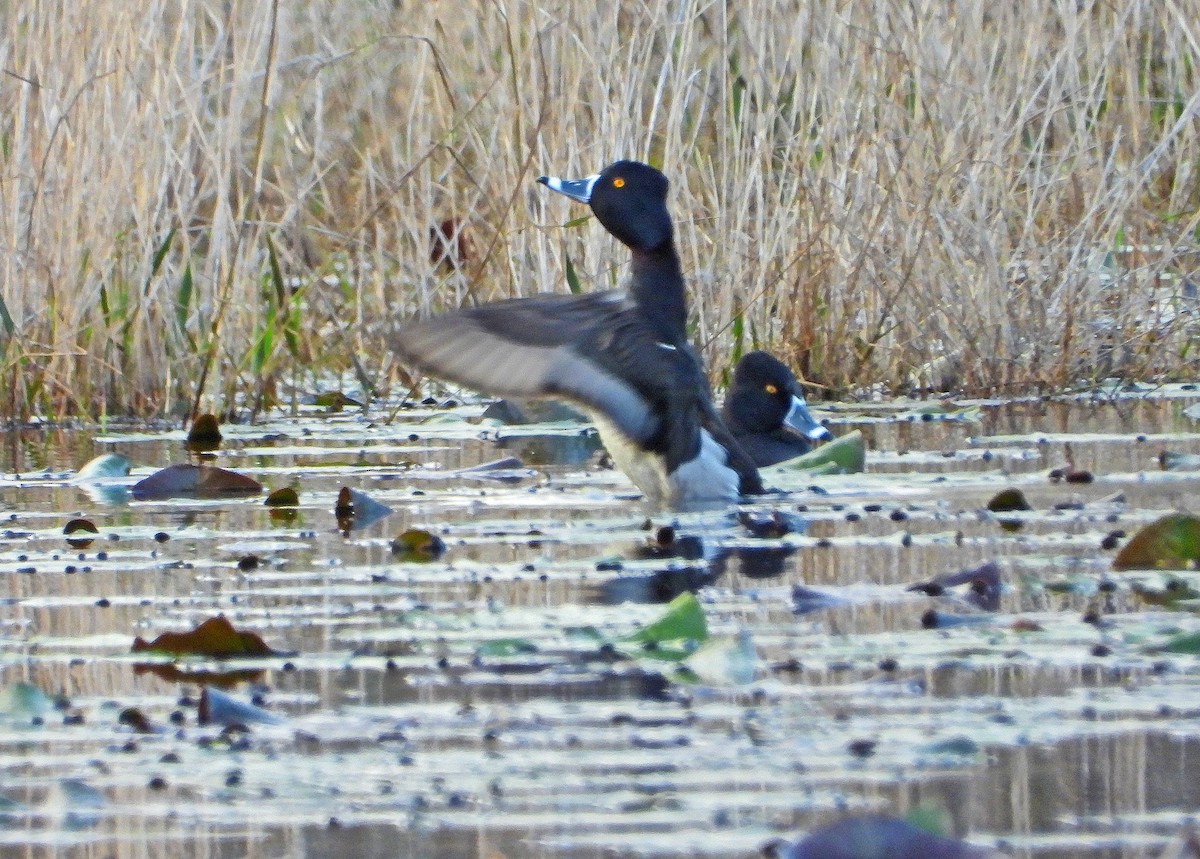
[392, 292, 662, 445]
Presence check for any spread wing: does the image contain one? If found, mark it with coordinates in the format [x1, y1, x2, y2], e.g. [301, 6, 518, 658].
[393, 291, 672, 449]
[393, 290, 762, 494]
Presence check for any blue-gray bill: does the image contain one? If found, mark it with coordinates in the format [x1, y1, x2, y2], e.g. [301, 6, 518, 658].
[785, 396, 832, 442]
[537, 173, 599, 204]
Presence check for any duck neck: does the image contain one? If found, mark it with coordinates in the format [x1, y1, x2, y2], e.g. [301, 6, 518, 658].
[630, 244, 688, 344]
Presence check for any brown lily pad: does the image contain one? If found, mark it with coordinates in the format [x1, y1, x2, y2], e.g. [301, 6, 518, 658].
[986, 488, 1031, 513]
[132, 616, 278, 659]
[265, 487, 300, 507]
[186, 413, 223, 451]
[63, 518, 99, 549]
[131, 464, 262, 500]
[986, 488, 1031, 532]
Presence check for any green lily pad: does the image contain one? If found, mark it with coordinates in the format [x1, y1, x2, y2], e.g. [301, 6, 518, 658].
[391, 528, 447, 561]
[623, 592, 708, 647]
[766, 429, 866, 474]
[1155, 631, 1200, 654]
[313, 391, 364, 411]
[476, 638, 539, 657]
[1113, 514, 1200, 571]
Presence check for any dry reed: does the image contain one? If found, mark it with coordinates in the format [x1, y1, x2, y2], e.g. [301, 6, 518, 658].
[1, 0, 1198, 422]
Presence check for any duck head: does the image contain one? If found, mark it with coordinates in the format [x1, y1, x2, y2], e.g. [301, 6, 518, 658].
[539, 161, 673, 252]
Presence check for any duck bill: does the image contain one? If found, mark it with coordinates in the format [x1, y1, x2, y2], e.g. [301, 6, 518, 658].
[537, 173, 599, 204]
[785, 396, 832, 442]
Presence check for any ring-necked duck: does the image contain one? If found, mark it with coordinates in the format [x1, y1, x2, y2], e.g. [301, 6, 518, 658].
[722, 351, 832, 467]
[391, 160, 763, 509]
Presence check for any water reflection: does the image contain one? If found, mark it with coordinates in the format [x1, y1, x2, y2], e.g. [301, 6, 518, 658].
[4, 391, 1200, 857]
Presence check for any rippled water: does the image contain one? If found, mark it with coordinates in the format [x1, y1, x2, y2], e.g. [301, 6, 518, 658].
[3, 386, 1200, 858]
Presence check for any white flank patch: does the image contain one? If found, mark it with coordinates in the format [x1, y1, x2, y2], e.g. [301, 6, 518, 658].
[591, 416, 738, 509]
[668, 429, 740, 508]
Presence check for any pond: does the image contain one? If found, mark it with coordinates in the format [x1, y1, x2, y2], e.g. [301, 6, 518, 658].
[3, 385, 1200, 858]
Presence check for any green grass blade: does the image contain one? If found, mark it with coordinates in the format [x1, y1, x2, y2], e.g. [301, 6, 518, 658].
[563, 249, 581, 295]
[0, 292, 14, 337]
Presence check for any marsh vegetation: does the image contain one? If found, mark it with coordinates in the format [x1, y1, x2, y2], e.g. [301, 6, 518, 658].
[2, 1, 1199, 420]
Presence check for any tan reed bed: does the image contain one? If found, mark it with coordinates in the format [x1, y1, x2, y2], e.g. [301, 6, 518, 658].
[1, 0, 1198, 421]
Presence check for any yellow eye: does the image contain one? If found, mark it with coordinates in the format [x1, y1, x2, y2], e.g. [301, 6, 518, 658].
[764, 384, 778, 395]
[613, 177, 625, 188]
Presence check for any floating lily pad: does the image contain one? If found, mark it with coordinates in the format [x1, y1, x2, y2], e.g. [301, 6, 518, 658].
[780, 814, 997, 859]
[1154, 631, 1200, 655]
[74, 453, 131, 480]
[335, 487, 392, 532]
[63, 517, 99, 549]
[1159, 451, 1200, 471]
[622, 591, 708, 660]
[265, 487, 300, 507]
[1113, 514, 1200, 570]
[131, 464, 262, 500]
[131, 616, 278, 659]
[198, 686, 283, 726]
[767, 429, 866, 474]
[391, 528, 447, 561]
[312, 391, 364, 411]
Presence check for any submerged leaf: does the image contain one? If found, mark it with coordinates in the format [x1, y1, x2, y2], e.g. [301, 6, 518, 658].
[131, 464, 262, 500]
[1114, 514, 1200, 570]
[475, 638, 538, 657]
[132, 616, 278, 659]
[0, 681, 53, 719]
